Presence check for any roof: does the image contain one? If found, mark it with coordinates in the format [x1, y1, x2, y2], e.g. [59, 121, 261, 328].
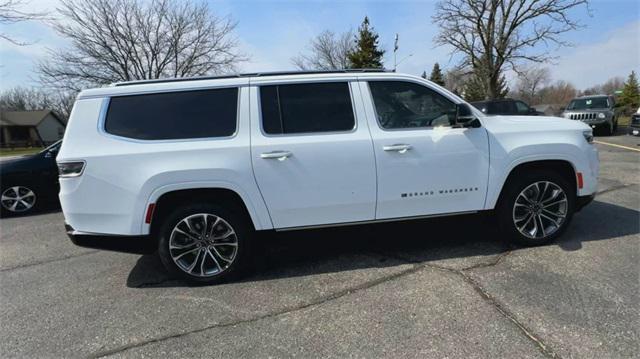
[575, 94, 609, 99]
[0, 110, 65, 127]
[79, 70, 432, 100]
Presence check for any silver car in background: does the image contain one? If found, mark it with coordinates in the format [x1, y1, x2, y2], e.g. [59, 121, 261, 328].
[562, 95, 618, 135]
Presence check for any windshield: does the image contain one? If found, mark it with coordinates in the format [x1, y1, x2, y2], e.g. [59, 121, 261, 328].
[567, 97, 609, 110]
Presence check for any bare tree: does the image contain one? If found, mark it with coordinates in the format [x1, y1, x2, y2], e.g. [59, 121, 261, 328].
[38, 0, 246, 91]
[0, 0, 47, 45]
[0, 87, 75, 120]
[292, 30, 354, 70]
[538, 80, 577, 105]
[433, 0, 589, 99]
[514, 66, 551, 105]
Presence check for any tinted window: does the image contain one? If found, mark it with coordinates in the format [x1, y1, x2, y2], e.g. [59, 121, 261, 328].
[105, 88, 237, 140]
[369, 81, 456, 129]
[260, 82, 355, 134]
[515, 101, 530, 114]
[486, 101, 513, 115]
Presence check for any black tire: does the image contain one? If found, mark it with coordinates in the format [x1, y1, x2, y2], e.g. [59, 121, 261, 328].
[602, 122, 613, 136]
[157, 203, 252, 284]
[0, 184, 39, 217]
[496, 169, 575, 246]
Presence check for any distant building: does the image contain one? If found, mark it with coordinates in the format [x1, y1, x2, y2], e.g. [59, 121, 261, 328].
[0, 110, 66, 148]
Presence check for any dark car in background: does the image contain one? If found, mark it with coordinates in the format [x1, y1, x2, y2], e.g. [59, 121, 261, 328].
[562, 95, 618, 135]
[629, 107, 640, 136]
[0, 141, 61, 216]
[470, 98, 543, 116]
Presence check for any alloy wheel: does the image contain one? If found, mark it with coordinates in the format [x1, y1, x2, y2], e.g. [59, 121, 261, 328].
[512, 181, 568, 239]
[169, 213, 238, 278]
[1, 186, 36, 213]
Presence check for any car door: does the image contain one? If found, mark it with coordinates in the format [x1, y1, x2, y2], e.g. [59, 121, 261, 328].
[250, 80, 377, 229]
[358, 79, 490, 220]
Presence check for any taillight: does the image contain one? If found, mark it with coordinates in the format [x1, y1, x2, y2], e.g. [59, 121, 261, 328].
[58, 161, 86, 178]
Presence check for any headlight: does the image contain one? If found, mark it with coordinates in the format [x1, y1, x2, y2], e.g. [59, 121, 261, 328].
[583, 130, 594, 144]
[58, 161, 85, 178]
[597, 113, 606, 119]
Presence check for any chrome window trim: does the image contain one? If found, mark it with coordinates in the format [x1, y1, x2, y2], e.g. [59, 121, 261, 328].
[97, 87, 241, 144]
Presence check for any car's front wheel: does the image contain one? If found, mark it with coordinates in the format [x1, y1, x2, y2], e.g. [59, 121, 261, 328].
[157, 203, 251, 284]
[1, 185, 38, 216]
[497, 170, 575, 246]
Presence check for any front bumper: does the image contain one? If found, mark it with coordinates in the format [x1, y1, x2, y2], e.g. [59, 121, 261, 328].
[65, 223, 156, 254]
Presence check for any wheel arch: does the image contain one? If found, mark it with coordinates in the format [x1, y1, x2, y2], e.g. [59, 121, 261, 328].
[489, 159, 578, 210]
[143, 182, 273, 235]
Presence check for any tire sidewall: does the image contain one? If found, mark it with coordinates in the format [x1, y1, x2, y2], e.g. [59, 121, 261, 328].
[497, 170, 576, 246]
[157, 203, 251, 285]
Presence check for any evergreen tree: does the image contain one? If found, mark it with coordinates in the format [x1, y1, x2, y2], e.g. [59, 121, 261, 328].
[429, 63, 445, 86]
[463, 75, 486, 102]
[619, 71, 640, 110]
[421, 70, 427, 79]
[347, 16, 385, 69]
[463, 72, 509, 101]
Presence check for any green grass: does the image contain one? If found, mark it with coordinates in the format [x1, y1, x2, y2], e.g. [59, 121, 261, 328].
[0, 147, 43, 157]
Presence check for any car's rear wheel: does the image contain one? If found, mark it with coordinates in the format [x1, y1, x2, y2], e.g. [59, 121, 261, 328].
[1, 185, 37, 216]
[157, 203, 251, 284]
[497, 170, 575, 246]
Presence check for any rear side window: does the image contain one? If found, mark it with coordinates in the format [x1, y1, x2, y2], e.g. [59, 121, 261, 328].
[259, 82, 355, 135]
[105, 88, 237, 140]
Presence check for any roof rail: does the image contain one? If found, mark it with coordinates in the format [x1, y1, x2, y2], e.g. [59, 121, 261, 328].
[112, 68, 389, 87]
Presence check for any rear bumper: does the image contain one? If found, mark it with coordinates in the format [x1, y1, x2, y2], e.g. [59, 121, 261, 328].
[65, 223, 156, 254]
[576, 194, 595, 212]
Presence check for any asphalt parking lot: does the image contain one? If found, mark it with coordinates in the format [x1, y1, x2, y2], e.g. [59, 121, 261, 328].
[1, 133, 638, 358]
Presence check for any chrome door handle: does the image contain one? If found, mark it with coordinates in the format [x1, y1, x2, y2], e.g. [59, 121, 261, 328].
[260, 151, 292, 161]
[383, 144, 412, 154]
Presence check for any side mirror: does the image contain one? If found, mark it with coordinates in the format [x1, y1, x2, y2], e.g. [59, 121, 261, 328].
[455, 103, 480, 128]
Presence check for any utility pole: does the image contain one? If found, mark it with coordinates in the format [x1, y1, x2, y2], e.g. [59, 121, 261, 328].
[393, 33, 399, 71]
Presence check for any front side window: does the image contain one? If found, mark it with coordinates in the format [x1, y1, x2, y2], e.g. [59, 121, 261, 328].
[368, 81, 456, 129]
[259, 82, 355, 135]
[105, 88, 238, 140]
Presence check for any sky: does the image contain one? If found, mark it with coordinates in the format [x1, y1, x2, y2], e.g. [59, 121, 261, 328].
[0, 0, 639, 91]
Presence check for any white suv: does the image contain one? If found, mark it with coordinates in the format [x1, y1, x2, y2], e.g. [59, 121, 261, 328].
[58, 70, 599, 283]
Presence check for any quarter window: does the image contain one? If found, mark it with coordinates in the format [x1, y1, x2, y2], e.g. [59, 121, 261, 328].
[260, 82, 355, 135]
[369, 81, 456, 129]
[105, 88, 238, 140]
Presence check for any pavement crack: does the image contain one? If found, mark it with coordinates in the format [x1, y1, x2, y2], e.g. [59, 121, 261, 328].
[88, 261, 427, 358]
[596, 183, 635, 196]
[371, 251, 560, 358]
[0, 250, 99, 273]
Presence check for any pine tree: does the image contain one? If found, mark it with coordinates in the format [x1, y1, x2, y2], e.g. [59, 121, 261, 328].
[463, 68, 509, 101]
[619, 71, 640, 110]
[463, 75, 486, 101]
[429, 63, 445, 87]
[421, 70, 427, 79]
[347, 16, 385, 69]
